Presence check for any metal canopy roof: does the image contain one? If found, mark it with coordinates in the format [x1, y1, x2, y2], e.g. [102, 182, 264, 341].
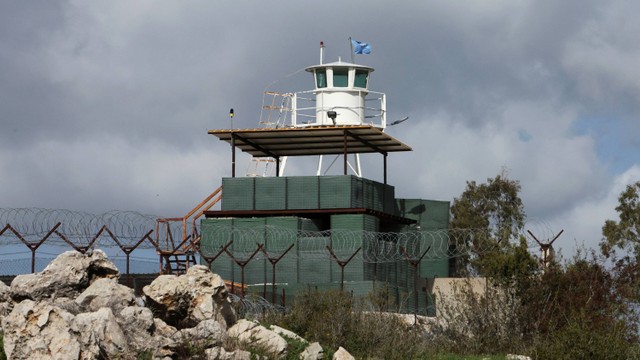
[208, 125, 412, 158]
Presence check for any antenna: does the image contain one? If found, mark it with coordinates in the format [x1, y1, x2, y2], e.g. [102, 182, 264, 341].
[320, 41, 325, 64]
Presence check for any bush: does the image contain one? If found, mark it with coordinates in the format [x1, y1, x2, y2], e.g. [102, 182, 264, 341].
[435, 279, 526, 355]
[531, 312, 639, 360]
[263, 288, 429, 359]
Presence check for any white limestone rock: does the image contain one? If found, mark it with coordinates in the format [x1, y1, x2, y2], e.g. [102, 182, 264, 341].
[205, 347, 252, 360]
[1, 300, 80, 360]
[228, 319, 288, 357]
[0, 280, 13, 323]
[176, 318, 228, 346]
[10, 250, 119, 302]
[332, 346, 355, 360]
[71, 307, 129, 360]
[75, 277, 136, 313]
[143, 265, 236, 329]
[301, 342, 325, 360]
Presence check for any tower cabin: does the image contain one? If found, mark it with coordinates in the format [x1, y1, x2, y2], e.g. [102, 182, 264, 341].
[295, 61, 385, 129]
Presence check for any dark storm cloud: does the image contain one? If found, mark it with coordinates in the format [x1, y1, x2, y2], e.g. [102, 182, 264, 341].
[1, 1, 639, 253]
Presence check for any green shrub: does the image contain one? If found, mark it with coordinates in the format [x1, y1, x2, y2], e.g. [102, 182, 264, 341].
[530, 312, 639, 360]
[263, 289, 429, 359]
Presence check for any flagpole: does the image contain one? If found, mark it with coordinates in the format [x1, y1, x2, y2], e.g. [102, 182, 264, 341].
[349, 37, 354, 63]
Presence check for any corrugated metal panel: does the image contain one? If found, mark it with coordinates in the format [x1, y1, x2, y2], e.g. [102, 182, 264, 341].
[222, 178, 255, 211]
[383, 185, 398, 215]
[419, 233, 449, 278]
[229, 218, 266, 285]
[287, 177, 319, 210]
[200, 218, 235, 281]
[419, 200, 450, 230]
[298, 236, 332, 284]
[329, 214, 379, 282]
[265, 217, 299, 284]
[255, 177, 287, 210]
[319, 176, 352, 209]
[330, 214, 379, 231]
[299, 218, 323, 231]
[397, 198, 450, 230]
[350, 176, 365, 208]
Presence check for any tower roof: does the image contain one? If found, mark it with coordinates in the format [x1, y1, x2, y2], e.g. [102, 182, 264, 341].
[305, 61, 374, 73]
[208, 125, 410, 158]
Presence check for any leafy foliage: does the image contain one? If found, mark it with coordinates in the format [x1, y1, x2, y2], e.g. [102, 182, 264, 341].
[450, 173, 532, 277]
[601, 181, 640, 303]
[264, 289, 429, 359]
[602, 181, 640, 259]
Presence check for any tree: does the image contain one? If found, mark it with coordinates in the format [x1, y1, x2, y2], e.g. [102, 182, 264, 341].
[601, 180, 640, 303]
[450, 172, 530, 277]
[601, 181, 640, 259]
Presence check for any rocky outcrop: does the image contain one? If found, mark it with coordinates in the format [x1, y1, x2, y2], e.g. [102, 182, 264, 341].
[72, 307, 130, 359]
[0, 251, 351, 359]
[75, 277, 136, 313]
[10, 250, 119, 302]
[2, 300, 80, 360]
[228, 319, 289, 356]
[143, 265, 236, 329]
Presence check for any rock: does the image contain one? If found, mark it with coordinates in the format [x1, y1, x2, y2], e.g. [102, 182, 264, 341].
[10, 250, 119, 302]
[71, 307, 129, 359]
[205, 347, 252, 360]
[52, 296, 82, 315]
[143, 265, 236, 329]
[1, 252, 322, 360]
[151, 317, 180, 358]
[301, 342, 324, 360]
[270, 324, 307, 343]
[228, 319, 288, 357]
[176, 318, 227, 346]
[0, 280, 13, 323]
[75, 277, 136, 313]
[117, 306, 157, 353]
[119, 305, 156, 333]
[333, 346, 354, 360]
[2, 300, 80, 360]
[507, 355, 532, 360]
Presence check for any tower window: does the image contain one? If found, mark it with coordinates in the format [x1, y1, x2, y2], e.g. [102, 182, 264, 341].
[316, 70, 327, 88]
[333, 68, 349, 87]
[354, 69, 368, 88]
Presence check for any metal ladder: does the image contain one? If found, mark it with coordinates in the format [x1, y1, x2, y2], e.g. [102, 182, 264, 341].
[246, 91, 292, 177]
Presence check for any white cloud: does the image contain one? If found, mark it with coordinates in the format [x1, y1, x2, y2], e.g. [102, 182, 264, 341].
[0, 136, 224, 216]
[538, 165, 640, 257]
[2, 0, 640, 259]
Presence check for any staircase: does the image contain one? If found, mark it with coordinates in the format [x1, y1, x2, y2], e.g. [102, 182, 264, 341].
[155, 186, 222, 274]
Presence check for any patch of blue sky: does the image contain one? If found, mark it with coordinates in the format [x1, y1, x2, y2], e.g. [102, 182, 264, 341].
[518, 129, 533, 142]
[572, 116, 640, 175]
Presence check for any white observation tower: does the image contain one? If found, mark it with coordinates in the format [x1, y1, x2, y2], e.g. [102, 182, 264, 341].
[210, 42, 408, 183]
[288, 43, 387, 176]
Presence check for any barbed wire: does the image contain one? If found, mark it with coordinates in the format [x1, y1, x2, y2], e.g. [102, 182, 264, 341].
[0, 208, 560, 276]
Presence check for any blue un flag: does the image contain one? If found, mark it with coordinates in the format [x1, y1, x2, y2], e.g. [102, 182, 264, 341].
[351, 39, 371, 54]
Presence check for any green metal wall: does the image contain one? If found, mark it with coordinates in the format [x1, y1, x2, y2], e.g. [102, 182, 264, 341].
[396, 199, 450, 278]
[221, 176, 395, 213]
[203, 177, 450, 316]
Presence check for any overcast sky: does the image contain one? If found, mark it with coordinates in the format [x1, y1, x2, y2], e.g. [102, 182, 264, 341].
[2, 1, 640, 258]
